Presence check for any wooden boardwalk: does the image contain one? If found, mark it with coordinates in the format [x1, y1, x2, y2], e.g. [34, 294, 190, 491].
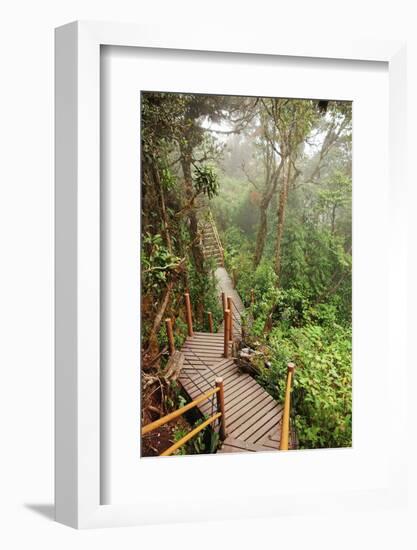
[178, 267, 287, 453]
[215, 267, 245, 340]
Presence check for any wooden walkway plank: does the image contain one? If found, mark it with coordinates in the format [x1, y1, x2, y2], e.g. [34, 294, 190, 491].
[218, 437, 276, 454]
[222, 382, 267, 415]
[247, 415, 284, 445]
[226, 393, 277, 430]
[214, 267, 245, 313]
[231, 403, 282, 440]
[225, 390, 271, 424]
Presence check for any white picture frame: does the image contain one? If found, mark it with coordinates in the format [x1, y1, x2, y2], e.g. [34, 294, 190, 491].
[55, 21, 407, 529]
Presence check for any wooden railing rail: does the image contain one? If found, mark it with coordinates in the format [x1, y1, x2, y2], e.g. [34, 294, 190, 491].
[161, 413, 221, 456]
[227, 296, 233, 341]
[142, 378, 227, 456]
[223, 308, 230, 358]
[221, 291, 226, 311]
[207, 311, 214, 333]
[279, 362, 296, 451]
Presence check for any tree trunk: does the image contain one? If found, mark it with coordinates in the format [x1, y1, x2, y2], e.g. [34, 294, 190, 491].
[154, 164, 172, 253]
[146, 281, 174, 365]
[163, 351, 184, 381]
[180, 146, 206, 325]
[331, 204, 337, 235]
[253, 160, 283, 268]
[180, 148, 205, 274]
[274, 160, 292, 282]
[253, 206, 268, 268]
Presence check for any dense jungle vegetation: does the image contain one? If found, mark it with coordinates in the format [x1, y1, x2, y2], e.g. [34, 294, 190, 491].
[141, 92, 352, 453]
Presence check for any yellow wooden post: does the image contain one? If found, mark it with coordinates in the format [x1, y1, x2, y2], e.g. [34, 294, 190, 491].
[160, 412, 221, 456]
[227, 296, 233, 341]
[142, 386, 220, 436]
[208, 311, 214, 333]
[215, 377, 227, 440]
[280, 362, 296, 451]
[165, 318, 175, 355]
[223, 309, 230, 358]
[184, 292, 193, 337]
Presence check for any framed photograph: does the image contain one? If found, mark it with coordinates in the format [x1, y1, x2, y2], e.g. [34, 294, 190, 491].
[137, 90, 354, 460]
[55, 21, 407, 528]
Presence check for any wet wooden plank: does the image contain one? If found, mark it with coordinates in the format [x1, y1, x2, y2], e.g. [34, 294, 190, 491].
[194, 333, 226, 337]
[230, 401, 280, 440]
[181, 373, 242, 398]
[226, 392, 273, 428]
[218, 437, 275, 453]
[258, 432, 282, 450]
[226, 393, 270, 424]
[212, 360, 237, 375]
[184, 346, 225, 352]
[183, 338, 225, 346]
[224, 383, 266, 414]
[255, 422, 298, 450]
[183, 346, 223, 354]
[247, 413, 284, 444]
[223, 377, 257, 401]
[183, 341, 225, 348]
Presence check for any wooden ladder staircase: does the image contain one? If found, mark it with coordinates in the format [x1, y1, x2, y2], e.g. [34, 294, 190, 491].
[200, 211, 224, 267]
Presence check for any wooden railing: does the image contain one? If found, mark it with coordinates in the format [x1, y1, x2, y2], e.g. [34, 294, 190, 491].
[141, 378, 227, 456]
[181, 290, 234, 358]
[207, 210, 224, 266]
[220, 291, 235, 358]
[279, 363, 296, 451]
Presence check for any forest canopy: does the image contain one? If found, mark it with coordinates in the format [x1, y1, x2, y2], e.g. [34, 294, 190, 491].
[141, 91, 352, 453]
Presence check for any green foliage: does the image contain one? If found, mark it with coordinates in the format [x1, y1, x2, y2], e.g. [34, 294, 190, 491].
[234, 249, 352, 449]
[172, 425, 192, 456]
[141, 233, 181, 293]
[161, 165, 177, 191]
[211, 176, 258, 236]
[257, 322, 352, 449]
[164, 380, 187, 412]
[172, 416, 220, 455]
[222, 226, 252, 276]
[234, 260, 279, 311]
[193, 164, 219, 199]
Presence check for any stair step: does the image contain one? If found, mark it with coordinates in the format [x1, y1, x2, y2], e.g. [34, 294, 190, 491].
[218, 437, 276, 454]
